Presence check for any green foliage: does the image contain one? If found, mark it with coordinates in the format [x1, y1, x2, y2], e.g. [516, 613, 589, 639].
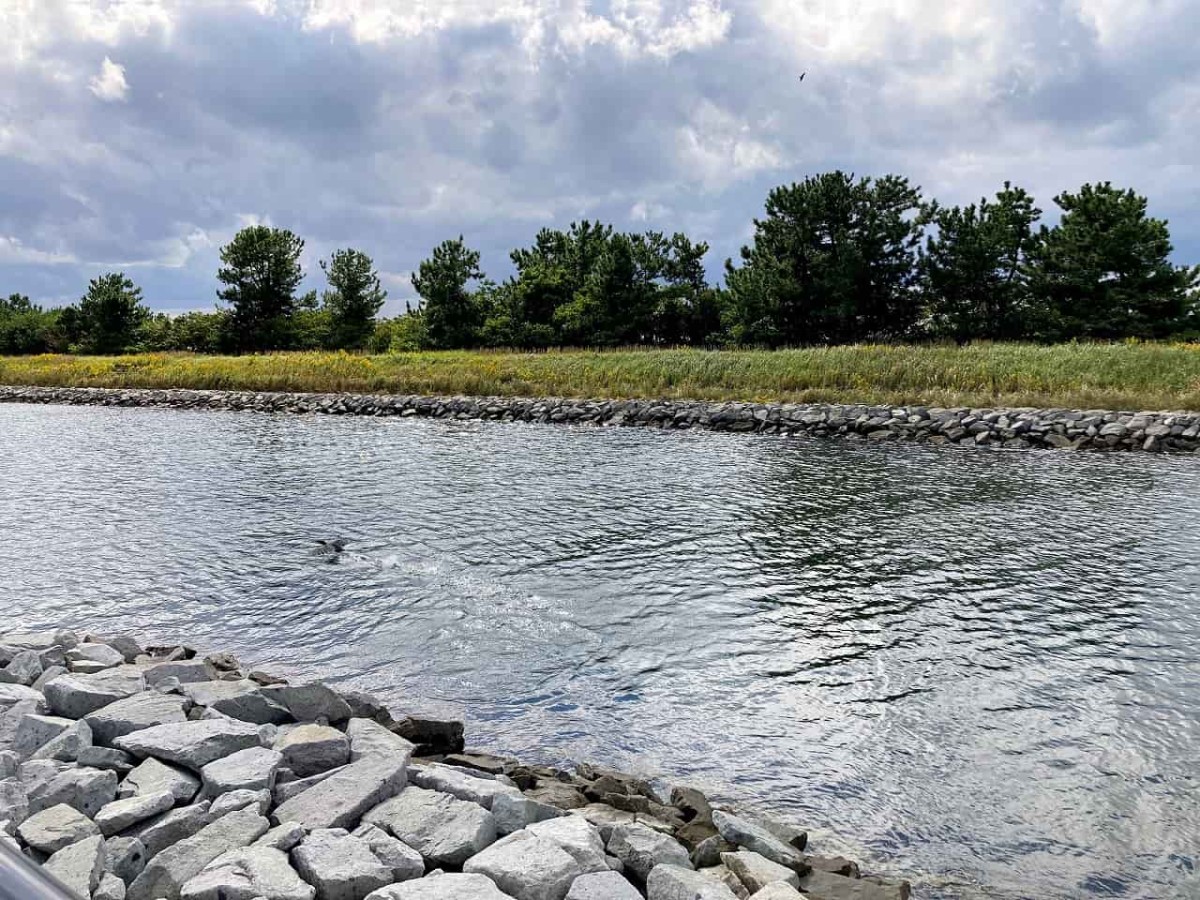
[1025, 183, 1200, 340]
[411, 237, 486, 349]
[78, 272, 149, 354]
[919, 183, 1042, 342]
[322, 248, 387, 349]
[217, 226, 305, 351]
[724, 172, 926, 346]
[0, 294, 66, 354]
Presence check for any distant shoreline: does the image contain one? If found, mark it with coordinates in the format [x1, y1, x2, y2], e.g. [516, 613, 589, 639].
[4, 384, 1199, 455]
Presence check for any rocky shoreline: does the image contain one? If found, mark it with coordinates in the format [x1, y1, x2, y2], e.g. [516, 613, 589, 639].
[3, 384, 1200, 454]
[0, 629, 909, 900]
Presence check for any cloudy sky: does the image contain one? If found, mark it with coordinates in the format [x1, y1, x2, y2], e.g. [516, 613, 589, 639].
[2, 0, 1197, 314]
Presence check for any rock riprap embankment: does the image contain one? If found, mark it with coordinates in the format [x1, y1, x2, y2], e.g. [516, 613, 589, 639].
[2, 385, 1199, 454]
[0, 629, 911, 900]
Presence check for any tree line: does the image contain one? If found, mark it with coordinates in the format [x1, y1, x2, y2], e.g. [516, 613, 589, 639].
[2, 174, 1197, 355]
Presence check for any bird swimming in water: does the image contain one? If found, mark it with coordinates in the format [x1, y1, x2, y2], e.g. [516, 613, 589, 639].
[316, 538, 347, 553]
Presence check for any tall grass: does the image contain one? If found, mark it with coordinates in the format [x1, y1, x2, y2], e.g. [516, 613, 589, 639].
[2, 343, 1199, 411]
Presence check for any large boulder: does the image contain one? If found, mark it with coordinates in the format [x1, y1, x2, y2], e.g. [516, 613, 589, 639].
[363, 786, 497, 868]
[4, 649, 43, 685]
[26, 718, 92, 763]
[120, 757, 202, 804]
[17, 803, 100, 854]
[275, 724, 349, 777]
[182, 681, 291, 726]
[125, 801, 212, 860]
[200, 746, 282, 797]
[260, 683, 353, 723]
[290, 828, 393, 900]
[364, 873, 514, 899]
[390, 716, 464, 756]
[493, 794, 567, 836]
[409, 765, 521, 810]
[43, 669, 146, 719]
[0, 683, 47, 712]
[12, 714, 77, 759]
[143, 660, 215, 687]
[463, 830, 584, 900]
[711, 812, 806, 872]
[352, 823, 425, 882]
[115, 718, 263, 770]
[44, 833, 107, 899]
[180, 846, 315, 900]
[272, 750, 408, 830]
[720, 851, 799, 893]
[96, 790, 177, 836]
[345, 718, 415, 762]
[526, 816, 609, 874]
[67, 643, 127, 672]
[86, 691, 189, 745]
[645, 865, 739, 900]
[27, 765, 118, 818]
[606, 824, 691, 882]
[565, 872, 643, 900]
[95, 871, 128, 900]
[105, 835, 149, 883]
[128, 806, 270, 900]
[273, 765, 348, 805]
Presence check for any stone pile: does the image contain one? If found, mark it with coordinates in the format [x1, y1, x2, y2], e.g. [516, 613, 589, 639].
[3, 385, 1199, 454]
[0, 628, 911, 900]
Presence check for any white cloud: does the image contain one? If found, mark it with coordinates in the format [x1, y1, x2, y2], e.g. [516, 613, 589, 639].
[0, 236, 76, 265]
[88, 56, 129, 101]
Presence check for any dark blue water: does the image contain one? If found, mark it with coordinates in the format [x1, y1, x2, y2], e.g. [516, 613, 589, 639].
[2, 402, 1198, 899]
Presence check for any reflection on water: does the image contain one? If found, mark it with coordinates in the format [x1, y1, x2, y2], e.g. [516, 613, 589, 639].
[2, 402, 1199, 899]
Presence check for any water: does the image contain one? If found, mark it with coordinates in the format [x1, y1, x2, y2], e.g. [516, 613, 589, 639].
[2, 403, 1199, 899]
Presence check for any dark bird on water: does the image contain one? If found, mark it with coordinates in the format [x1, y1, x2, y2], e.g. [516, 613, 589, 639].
[316, 539, 347, 553]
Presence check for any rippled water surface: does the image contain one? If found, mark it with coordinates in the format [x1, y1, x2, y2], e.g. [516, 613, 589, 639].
[2, 403, 1199, 898]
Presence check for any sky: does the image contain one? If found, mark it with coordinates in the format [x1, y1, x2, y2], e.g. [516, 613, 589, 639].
[1, 0, 1197, 315]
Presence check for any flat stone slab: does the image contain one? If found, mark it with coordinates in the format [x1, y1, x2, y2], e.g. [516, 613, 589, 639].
[363, 786, 497, 868]
[797, 870, 911, 900]
[27, 765, 118, 818]
[565, 871, 643, 900]
[463, 830, 583, 900]
[275, 723, 349, 777]
[97, 789, 176, 836]
[17, 803, 100, 854]
[181, 846, 315, 900]
[291, 827, 393, 900]
[260, 683, 353, 723]
[410, 764, 521, 810]
[273, 749, 408, 830]
[44, 833, 106, 899]
[43, 669, 146, 719]
[646, 865, 739, 900]
[128, 806, 269, 900]
[68, 643, 127, 671]
[183, 681, 290, 725]
[85, 691, 189, 745]
[115, 718, 264, 770]
[364, 873, 517, 900]
[126, 801, 212, 860]
[345, 717, 415, 762]
[712, 812, 807, 872]
[121, 756, 202, 803]
[201, 746, 282, 797]
[143, 660, 215, 687]
[721, 851, 799, 892]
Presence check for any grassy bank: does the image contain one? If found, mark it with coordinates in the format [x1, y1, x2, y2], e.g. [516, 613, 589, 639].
[2, 344, 1199, 411]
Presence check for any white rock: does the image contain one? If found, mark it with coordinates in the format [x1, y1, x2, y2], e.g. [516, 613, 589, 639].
[493, 794, 567, 835]
[565, 871, 643, 900]
[96, 790, 177, 836]
[68, 643, 127, 671]
[410, 764, 521, 810]
[352, 822, 425, 882]
[44, 833, 107, 899]
[345, 717, 415, 762]
[181, 846, 315, 900]
[363, 786, 497, 868]
[95, 871, 128, 900]
[699, 865, 747, 899]
[463, 830, 584, 900]
[17, 803, 100, 854]
[275, 724, 349, 778]
[201, 746, 282, 797]
[43, 669, 146, 718]
[606, 824, 692, 881]
[646, 865, 740, 900]
[291, 827, 393, 900]
[115, 718, 263, 770]
[86, 691, 190, 745]
[128, 806, 270, 900]
[273, 751, 409, 830]
[254, 821, 305, 852]
[210, 788, 272, 818]
[571, 806, 637, 843]
[527, 816, 609, 874]
[0, 683, 47, 711]
[720, 852, 799, 893]
[121, 757, 201, 804]
[746, 884, 802, 899]
[364, 873, 515, 899]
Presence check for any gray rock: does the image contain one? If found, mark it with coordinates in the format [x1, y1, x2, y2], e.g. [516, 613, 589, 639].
[363, 873, 514, 899]
[5, 649, 43, 685]
[526, 816, 609, 874]
[13, 714, 75, 759]
[345, 717, 415, 762]
[363, 786, 497, 868]
[261, 683, 353, 723]
[463, 830, 583, 900]
[0, 777, 30, 827]
[97, 790, 177, 836]
[711, 812, 805, 871]
[182, 681, 291, 726]
[606, 824, 691, 881]
[43, 669, 146, 719]
[93, 636, 145, 664]
[565, 871, 643, 900]
[68, 643, 127, 671]
[86, 691, 190, 745]
[352, 822, 425, 882]
[720, 851, 799, 893]
[254, 822, 305, 852]
[571, 806, 637, 843]
[690, 835, 735, 869]
[32, 665, 68, 692]
[17, 803, 100, 854]
[115, 718, 263, 770]
[120, 757, 201, 803]
[0, 749, 17, 779]
[143, 660, 215, 687]
[745, 884, 802, 899]
[105, 835, 149, 883]
[28, 718, 93, 762]
[390, 716, 464, 756]
[492, 794, 566, 835]
[210, 788, 272, 818]
[699, 866, 748, 899]
[181, 846, 315, 900]
[291, 828, 393, 900]
[273, 751, 409, 830]
[272, 765, 348, 804]
[275, 724, 350, 777]
[201, 746, 282, 797]
[410, 764, 521, 810]
[124, 802, 211, 860]
[1, 630, 78, 651]
[0, 683, 46, 711]
[645, 865, 738, 900]
[127, 806, 270, 900]
[44, 833, 106, 899]
[95, 871, 128, 900]
[28, 765, 118, 818]
[78, 745, 136, 775]
[526, 782, 587, 811]
[797, 871, 910, 900]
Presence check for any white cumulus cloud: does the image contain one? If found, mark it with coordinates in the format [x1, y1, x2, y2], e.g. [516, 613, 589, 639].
[88, 56, 128, 101]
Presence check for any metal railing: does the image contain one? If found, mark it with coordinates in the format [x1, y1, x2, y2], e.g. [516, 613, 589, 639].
[0, 840, 75, 900]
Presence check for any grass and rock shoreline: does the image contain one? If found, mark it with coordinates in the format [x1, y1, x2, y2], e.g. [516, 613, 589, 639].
[0, 628, 908, 900]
